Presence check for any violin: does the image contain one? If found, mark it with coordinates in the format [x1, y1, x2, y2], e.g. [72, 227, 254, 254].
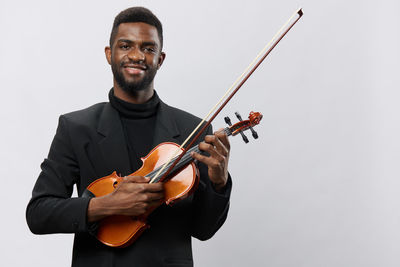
[85, 111, 262, 247]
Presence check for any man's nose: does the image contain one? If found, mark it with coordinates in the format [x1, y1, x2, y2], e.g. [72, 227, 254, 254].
[127, 48, 145, 62]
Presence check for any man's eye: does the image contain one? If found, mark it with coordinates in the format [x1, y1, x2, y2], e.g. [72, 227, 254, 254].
[120, 45, 130, 50]
[144, 47, 156, 53]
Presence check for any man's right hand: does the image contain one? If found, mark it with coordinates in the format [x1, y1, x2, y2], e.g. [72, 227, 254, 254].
[87, 176, 164, 223]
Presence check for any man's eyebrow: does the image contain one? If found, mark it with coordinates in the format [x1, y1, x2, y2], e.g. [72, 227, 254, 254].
[116, 39, 158, 48]
[142, 41, 158, 48]
[117, 39, 134, 44]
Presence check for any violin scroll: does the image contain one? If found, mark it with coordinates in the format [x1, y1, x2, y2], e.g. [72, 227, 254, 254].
[224, 111, 263, 142]
[248, 111, 263, 126]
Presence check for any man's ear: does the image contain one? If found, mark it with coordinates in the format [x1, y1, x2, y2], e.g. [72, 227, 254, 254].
[157, 52, 166, 69]
[105, 46, 111, 65]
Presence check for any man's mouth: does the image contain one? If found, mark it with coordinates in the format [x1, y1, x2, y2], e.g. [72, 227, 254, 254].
[123, 64, 147, 75]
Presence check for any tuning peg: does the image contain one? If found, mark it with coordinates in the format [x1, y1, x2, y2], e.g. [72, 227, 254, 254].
[234, 112, 243, 121]
[251, 130, 258, 139]
[233, 112, 249, 143]
[240, 132, 249, 143]
[224, 116, 232, 126]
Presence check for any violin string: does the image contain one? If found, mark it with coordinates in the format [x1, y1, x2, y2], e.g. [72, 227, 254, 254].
[147, 128, 230, 182]
[146, 145, 200, 181]
[149, 8, 303, 184]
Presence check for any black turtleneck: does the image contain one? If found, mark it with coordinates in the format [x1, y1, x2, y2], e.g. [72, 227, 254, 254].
[109, 88, 160, 172]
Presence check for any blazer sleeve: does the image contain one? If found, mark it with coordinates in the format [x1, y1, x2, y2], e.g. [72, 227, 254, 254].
[190, 126, 232, 241]
[26, 115, 91, 234]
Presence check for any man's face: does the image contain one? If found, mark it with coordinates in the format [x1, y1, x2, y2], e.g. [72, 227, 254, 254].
[106, 22, 165, 94]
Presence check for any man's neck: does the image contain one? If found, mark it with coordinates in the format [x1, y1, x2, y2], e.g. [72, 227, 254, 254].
[113, 85, 154, 104]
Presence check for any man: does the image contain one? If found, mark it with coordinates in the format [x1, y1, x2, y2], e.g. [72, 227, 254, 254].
[26, 7, 232, 267]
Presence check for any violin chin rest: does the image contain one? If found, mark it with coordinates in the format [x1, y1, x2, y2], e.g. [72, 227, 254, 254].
[82, 189, 95, 198]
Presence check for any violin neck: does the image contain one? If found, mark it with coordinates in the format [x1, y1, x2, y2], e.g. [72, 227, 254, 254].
[147, 127, 232, 183]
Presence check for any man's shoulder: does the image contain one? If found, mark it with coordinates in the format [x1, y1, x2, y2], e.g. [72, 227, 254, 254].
[60, 102, 108, 127]
[161, 102, 213, 136]
[162, 102, 202, 125]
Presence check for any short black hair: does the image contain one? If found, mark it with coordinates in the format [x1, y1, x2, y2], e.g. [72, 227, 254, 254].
[109, 7, 163, 49]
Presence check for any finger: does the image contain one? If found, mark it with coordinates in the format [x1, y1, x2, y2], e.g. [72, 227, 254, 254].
[199, 140, 225, 161]
[204, 135, 229, 157]
[215, 129, 230, 151]
[138, 198, 164, 213]
[123, 176, 150, 183]
[191, 151, 220, 168]
[141, 192, 164, 202]
[142, 182, 164, 193]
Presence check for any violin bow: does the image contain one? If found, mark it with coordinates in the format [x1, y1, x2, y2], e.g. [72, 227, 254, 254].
[150, 8, 304, 184]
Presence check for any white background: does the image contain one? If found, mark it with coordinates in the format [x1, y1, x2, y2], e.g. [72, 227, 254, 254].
[1, 0, 400, 266]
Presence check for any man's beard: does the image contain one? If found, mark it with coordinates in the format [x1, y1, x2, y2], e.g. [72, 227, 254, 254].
[111, 59, 157, 95]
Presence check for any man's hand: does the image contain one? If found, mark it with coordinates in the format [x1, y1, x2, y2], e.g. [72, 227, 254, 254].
[191, 129, 230, 192]
[87, 176, 164, 222]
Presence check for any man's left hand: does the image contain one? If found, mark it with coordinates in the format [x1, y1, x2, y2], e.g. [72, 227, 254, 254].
[191, 129, 230, 192]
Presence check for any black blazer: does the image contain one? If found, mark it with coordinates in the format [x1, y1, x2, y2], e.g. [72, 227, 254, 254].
[26, 100, 231, 267]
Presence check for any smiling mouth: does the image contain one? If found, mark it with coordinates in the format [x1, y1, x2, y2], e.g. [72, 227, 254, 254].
[123, 64, 147, 75]
[123, 63, 147, 69]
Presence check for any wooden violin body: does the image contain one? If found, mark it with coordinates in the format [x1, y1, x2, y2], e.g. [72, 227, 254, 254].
[86, 142, 198, 248]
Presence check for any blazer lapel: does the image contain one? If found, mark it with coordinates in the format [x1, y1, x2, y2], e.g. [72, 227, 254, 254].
[93, 101, 181, 177]
[96, 103, 132, 176]
[152, 101, 181, 147]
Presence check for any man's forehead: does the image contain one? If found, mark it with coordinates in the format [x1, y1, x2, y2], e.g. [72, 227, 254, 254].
[115, 22, 160, 43]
